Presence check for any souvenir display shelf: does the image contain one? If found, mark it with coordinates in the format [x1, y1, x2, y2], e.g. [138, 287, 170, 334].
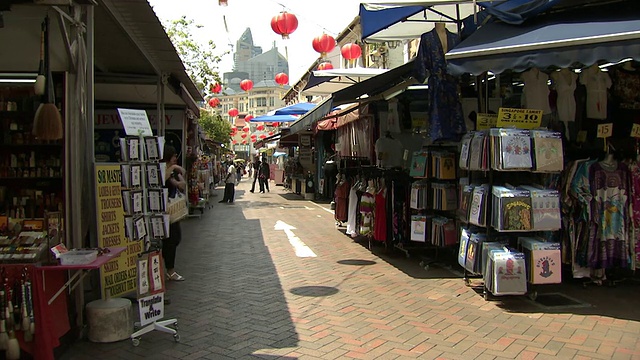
[458, 129, 564, 300]
[407, 144, 460, 270]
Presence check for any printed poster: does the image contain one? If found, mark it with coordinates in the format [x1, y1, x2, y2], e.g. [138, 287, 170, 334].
[96, 163, 142, 298]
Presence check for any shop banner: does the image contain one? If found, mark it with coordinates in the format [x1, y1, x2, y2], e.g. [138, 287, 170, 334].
[476, 113, 498, 130]
[95, 163, 142, 298]
[496, 107, 543, 129]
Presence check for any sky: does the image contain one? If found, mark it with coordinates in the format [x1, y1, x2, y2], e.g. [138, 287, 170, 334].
[147, 0, 365, 85]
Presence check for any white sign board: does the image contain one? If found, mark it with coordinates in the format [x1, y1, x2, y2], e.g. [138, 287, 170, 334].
[138, 292, 164, 326]
[118, 108, 153, 136]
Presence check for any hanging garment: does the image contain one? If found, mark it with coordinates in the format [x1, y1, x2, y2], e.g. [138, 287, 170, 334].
[550, 68, 578, 122]
[346, 183, 359, 236]
[580, 65, 612, 119]
[413, 28, 465, 141]
[521, 68, 552, 114]
[588, 162, 631, 269]
[334, 180, 350, 222]
[360, 192, 375, 236]
[373, 188, 387, 242]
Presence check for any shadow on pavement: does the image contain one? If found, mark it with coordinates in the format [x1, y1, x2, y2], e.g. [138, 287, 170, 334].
[61, 185, 299, 359]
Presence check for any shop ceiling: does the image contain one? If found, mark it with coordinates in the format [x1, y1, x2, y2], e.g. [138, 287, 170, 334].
[0, 0, 202, 108]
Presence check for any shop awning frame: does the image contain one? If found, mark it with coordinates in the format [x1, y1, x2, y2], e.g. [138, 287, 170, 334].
[446, 6, 640, 75]
[302, 67, 389, 96]
[288, 97, 336, 135]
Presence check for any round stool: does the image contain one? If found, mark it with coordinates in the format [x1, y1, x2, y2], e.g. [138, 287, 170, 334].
[86, 298, 133, 342]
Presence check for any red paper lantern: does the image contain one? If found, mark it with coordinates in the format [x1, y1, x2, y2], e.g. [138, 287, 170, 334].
[228, 108, 239, 117]
[268, 131, 274, 136]
[271, 122, 279, 127]
[256, 124, 265, 131]
[312, 34, 335, 57]
[232, 140, 237, 144]
[251, 134, 257, 138]
[242, 127, 250, 132]
[317, 62, 334, 71]
[251, 138, 256, 142]
[245, 114, 254, 122]
[218, 0, 228, 6]
[275, 72, 289, 86]
[241, 133, 247, 138]
[259, 134, 267, 139]
[271, 12, 298, 39]
[211, 82, 222, 94]
[341, 43, 362, 62]
[240, 79, 254, 92]
[242, 140, 247, 144]
[208, 97, 220, 108]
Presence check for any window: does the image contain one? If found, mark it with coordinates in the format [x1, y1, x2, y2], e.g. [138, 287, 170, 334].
[256, 97, 267, 107]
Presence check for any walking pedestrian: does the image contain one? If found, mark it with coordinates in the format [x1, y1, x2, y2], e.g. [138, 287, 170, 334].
[219, 161, 236, 203]
[236, 162, 242, 185]
[250, 158, 261, 193]
[259, 157, 270, 193]
[162, 145, 186, 281]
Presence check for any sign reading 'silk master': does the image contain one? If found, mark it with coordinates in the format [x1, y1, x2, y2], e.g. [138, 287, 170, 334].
[95, 163, 142, 298]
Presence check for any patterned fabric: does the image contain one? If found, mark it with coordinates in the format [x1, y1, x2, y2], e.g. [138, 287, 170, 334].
[588, 162, 631, 269]
[359, 192, 375, 236]
[413, 28, 465, 142]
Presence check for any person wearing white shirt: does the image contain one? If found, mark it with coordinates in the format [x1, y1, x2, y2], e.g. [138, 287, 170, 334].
[219, 162, 236, 203]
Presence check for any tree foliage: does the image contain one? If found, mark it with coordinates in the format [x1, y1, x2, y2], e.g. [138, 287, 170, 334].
[198, 109, 232, 144]
[163, 16, 226, 92]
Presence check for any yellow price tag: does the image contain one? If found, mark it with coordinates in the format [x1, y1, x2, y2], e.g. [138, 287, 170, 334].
[576, 130, 587, 143]
[496, 108, 543, 129]
[597, 123, 613, 138]
[631, 123, 640, 138]
[476, 113, 498, 130]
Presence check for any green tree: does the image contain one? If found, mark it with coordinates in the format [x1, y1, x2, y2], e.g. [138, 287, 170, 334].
[163, 16, 226, 92]
[198, 109, 232, 144]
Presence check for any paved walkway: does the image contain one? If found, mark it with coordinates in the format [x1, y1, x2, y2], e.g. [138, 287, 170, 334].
[63, 179, 640, 359]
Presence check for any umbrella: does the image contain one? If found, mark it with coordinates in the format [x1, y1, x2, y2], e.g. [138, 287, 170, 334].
[249, 114, 300, 123]
[267, 102, 317, 116]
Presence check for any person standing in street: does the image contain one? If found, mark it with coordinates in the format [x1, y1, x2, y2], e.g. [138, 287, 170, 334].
[259, 157, 270, 193]
[219, 161, 236, 203]
[250, 158, 261, 193]
[162, 145, 186, 281]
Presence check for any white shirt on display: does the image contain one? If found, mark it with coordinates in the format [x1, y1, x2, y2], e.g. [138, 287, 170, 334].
[375, 136, 404, 168]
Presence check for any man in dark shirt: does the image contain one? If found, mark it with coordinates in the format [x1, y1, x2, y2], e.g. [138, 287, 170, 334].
[259, 157, 270, 193]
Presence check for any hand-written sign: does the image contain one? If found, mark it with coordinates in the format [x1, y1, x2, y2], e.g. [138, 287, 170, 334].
[597, 123, 613, 138]
[476, 113, 498, 130]
[95, 163, 141, 298]
[496, 108, 543, 129]
[117, 108, 153, 136]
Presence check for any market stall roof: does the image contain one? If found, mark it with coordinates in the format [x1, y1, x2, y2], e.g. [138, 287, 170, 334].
[446, 4, 640, 75]
[267, 102, 317, 116]
[332, 59, 416, 105]
[288, 97, 336, 135]
[250, 114, 300, 123]
[359, 0, 479, 42]
[302, 68, 389, 96]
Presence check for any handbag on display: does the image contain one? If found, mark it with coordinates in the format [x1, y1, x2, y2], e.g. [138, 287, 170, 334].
[167, 190, 188, 224]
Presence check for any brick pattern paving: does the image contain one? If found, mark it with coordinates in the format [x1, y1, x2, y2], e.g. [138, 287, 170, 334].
[62, 180, 640, 359]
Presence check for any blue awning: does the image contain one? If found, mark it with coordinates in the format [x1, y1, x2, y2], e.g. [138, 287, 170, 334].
[288, 97, 335, 135]
[447, 9, 640, 75]
[359, 1, 479, 42]
[250, 114, 299, 123]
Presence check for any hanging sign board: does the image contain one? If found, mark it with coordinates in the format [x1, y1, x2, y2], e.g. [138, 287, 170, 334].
[496, 108, 543, 129]
[631, 123, 640, 138]
[476, 113, 498, 130]
[118, 108, 153, 137]
[95, 163, 141, 298]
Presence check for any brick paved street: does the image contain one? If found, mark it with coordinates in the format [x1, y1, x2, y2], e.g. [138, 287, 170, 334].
[63, 179, 640, 359]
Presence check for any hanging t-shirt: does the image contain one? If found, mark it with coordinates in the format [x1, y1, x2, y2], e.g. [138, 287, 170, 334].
[386, 99, 402, 133]
[550, 68, 578, 122]
[580, 65, 612, 119]
[521, 68, 552, 114]
[375, 137, 403, 168]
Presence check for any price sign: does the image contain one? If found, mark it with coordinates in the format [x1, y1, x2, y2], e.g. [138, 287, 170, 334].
[597, 123, 613, 138]
[476, 113, 498, 130]
[631, 123, 640, 138]
[496, 108, 543, 129]
[576, 130, 587, 143]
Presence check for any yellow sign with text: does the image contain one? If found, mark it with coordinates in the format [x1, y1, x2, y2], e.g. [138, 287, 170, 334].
[597, 123, 613, 138]
[95, 163, 141, 298]
[496, 108, 543, 129]
[631, 123, 640, 138]
[476, 113, 498, 130]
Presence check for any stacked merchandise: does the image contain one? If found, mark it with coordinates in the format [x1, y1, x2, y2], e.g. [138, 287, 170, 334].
[518, 237, 562, 285]
[459, 128, 564, 297]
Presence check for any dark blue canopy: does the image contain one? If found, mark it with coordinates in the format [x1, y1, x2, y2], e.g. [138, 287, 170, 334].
[447, 8, 640, 75]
